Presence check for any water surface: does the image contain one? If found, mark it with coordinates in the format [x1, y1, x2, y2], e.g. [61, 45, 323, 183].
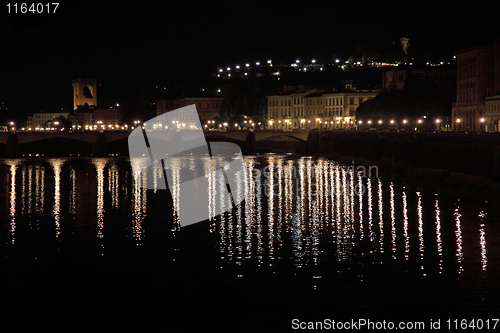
[1, 156, 499, 330]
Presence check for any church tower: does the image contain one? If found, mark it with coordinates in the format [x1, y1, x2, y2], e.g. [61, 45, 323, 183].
[73, 78, 97, 110]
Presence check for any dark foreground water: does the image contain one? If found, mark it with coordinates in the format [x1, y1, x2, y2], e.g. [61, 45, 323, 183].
[0, 156, 499, 331]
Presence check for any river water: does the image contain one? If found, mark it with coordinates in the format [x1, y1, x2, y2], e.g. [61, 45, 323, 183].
[0, 155, 499, 330]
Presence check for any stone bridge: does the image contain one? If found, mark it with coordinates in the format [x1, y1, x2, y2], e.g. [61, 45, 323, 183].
[204, 129, 316, 154]
[0, 129, 318, 157]
[0, 131, 130, 157]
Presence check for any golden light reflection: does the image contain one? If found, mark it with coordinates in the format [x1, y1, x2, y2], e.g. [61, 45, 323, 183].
[455, 201, 463, 273]
[349, 169, 355, 229]
[335, 165, 341, 233]
[294, 158, 306, 268]
[21, 167, 26, 214]
[378, 179, 384, 254]
[402, 186, 409, 260]
[416, 191, 424, 275]
[390, 182, 396, 259]
[49, 159, 64, 237]
[367, 177, 373, 243]
[204, 156, 216, 224]
[108, 164, 119, 209]
[358, 171, 363, 236]
[27, 165, 33, 215]
[342, 167, 350, 230]
[285, 160, 294, 237]
[35, 165, 40, 212]
[244, 158, 255, 259]
[276, 157, 284, 246]
[69, 168, 76, 215]
[479, 209, 487, 271]
[255, 160, 263, 262]
[435, 194, 443, 273]
[168, 158, 181, 231]
[330, 163, 334, 230]
[208, 156, 496, 282]
[39, 166, 45, 214]
[219, 164, 229, 261]
[93, 158, 107, 243]
[324, 161, 330, 228]
[7, 160, 19, 244]
[316, 160, 324, 229]
[267, 157, 275, 261]
[311, 199, 319, 266]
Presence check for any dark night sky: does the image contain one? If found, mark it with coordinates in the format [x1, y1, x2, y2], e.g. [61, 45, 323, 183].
[1, 1, 499, 121]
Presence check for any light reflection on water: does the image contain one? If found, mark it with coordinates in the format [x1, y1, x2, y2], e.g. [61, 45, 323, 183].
[1, 155, 499, 315]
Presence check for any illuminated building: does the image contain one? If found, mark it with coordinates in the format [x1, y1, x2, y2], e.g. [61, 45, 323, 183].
[73, 78, 97, 111]
[267, 85, 380, 130]
[28, 112, 70, 129]
[156, 97, 224, 121]
[483, 41, 500, 132]
[452, 43, 496, 131]
[93, 108, 124, 127]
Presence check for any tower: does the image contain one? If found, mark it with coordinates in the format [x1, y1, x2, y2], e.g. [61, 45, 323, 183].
[73, 78, 97, 110]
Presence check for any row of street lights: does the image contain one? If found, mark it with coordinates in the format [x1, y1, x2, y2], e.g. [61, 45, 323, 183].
[204, 119, 263, 130]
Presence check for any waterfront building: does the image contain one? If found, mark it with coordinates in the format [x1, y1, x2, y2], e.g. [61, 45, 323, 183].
[267, 85, 380, 130]
[323, 86, 379, 129]
[70, 109, 94, 128]
[93, 108, 124, 129]
[484, 95, 500, 131]
[303, 91, 325, 129]
[27, 112, 70, 129]
[156, 97, 224, 122]
[483, 41, 500, 132]
[452, 44, 496, 131]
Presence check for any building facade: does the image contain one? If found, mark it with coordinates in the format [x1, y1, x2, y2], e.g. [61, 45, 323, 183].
[156, 97, 224, 122]
[93, 108, 124, 129]
[73, 78, 97, 111]
[485, 95, 500, 132]
[27, 112, 70, 129]
[452, 45, 496, 131]
[267, 86, 380, 130]
[382, 69, 407, 91]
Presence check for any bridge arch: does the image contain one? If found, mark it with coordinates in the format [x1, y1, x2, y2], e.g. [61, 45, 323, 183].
[17, 137, 94, 157]
[204, 130, 313, 155]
